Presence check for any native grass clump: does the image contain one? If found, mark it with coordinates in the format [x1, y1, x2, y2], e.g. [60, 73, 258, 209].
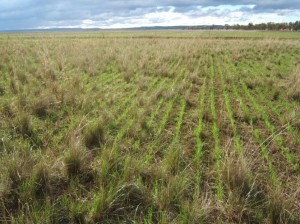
[0, 31, 300, 223]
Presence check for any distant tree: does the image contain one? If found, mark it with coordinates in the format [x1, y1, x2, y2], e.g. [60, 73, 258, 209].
[294, 21, 300, 31]
[248, 23, 254, 30]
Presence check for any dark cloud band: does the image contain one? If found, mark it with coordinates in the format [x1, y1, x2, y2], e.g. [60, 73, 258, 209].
[0, 0, 299, 30]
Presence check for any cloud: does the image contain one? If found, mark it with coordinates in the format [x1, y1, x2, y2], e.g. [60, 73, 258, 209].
[0, 0, 299, 30]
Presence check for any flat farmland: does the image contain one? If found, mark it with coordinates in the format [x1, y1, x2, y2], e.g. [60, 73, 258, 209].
[0, 31, 300, 223]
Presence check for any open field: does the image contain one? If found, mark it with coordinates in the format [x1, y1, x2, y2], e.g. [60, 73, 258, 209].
[0, 31, 300, 223]
[1, 30, 300, 39]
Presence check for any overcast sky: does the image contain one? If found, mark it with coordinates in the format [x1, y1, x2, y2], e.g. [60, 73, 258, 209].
[0, 0, 299, 30]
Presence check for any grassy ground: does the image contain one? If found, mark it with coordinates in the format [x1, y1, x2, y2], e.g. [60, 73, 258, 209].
[0, 31, 300, 223]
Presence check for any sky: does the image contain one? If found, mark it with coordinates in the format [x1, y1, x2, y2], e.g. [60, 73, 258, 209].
[0, 0, 299, 30]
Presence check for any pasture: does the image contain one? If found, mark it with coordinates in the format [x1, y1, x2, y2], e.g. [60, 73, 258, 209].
[0, 30, 300, 223]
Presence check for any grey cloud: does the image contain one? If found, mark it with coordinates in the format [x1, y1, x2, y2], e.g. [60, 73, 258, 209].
[0, 0, 299, 30]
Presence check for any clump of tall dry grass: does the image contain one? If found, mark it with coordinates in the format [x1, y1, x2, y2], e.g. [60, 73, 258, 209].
[286, 66, 300, 102]
[83, 122, 105, 149]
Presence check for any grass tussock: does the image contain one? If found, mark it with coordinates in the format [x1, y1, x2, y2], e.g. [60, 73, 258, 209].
[177, 194, 212, 224]
[266, 185, 299, 224]
[82, 122, 105, 149]
[15, 113, 34, 137]
[286, 66, 300, 102]
[221, 153, 252, 196]
[31, 92, 56, 118]
[64, 146, 93, 181]
[31, 162, 51, 199]
[91, 183, 153, 222]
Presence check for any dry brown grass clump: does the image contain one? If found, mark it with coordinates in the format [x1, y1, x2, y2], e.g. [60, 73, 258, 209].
[31, 92, 56, 118]
[91, 183, 153, 223]
[266, 185, 299, 224]
[64, 146, 94, 182]
[286, 66, 300, 102]
[15, 113, 34, 137]
[82, 122, 105, 149]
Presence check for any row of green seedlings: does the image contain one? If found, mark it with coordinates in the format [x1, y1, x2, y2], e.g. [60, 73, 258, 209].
[130, 58, 185, 150]
[0, 58, 100, 150]
[142, 61, 195, 223]
[217, 58, 242, 154]
[170, 53, 205, 151]
[229, 54, 299, 221]
[236, 60, 300, 174]
[209, 55, 223, 201]
[244, 59, 300, 144]
[109, 58, 183, 147]
[145, 58, 184, 129]
[245, 60, 300, 146]
[226, 57, 279, 184]
[129, 57, 184, 147]
[99, 74, 146, 120]
[81, 62, 122, 92]
[217, 53, 275, 222]
[111, 77, 162, 145]
[47, 69, 172, 223]
[43, 65, 138, 147]
[237, 49, 300, 118]
[222, 50, 300, 223]
[84, 57, 180, 149]
[88, 57, 189, 223]
[81, 73, 129, 116]
[193, 57, 208, 164]
[163, 82, 194, 170]
[144, 64, 190, 163]
[167, 53, 206, 149]
[192, 54, 209, 201]
[81, 68, 159, 149]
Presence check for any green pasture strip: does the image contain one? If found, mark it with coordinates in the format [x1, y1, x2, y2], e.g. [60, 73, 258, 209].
[236, 62, 300, 172]
[217, 59, 242, 154]
[144, 67, 189, 163]
[240, 59, 300, 124]
[249, 59, 300, 116]
[75, 61, 123, 92]
[193, 54, 210, 200]
[239, 56, 300, 112]
[99, 58, 179, 114]
[146, 58, 184, 128]
[111, 78, 163, 145]
[226, 57, 279, 184]
[170, 58, 203, 146]
[112, 57, 183, 146]
[112, 56, 181, 128]
[232, 82, 278, 184]
[194, 53, 209, 165]
[194, 78, 207, 164]
[209, 55, 223, 201]
[173, 96, 187, 144]
[240, 79, 288, 180]
[156, 68, 188, 137]
[169, 55, 204, 147]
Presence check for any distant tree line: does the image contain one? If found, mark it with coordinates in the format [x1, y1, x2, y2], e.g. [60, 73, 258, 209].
[187, 21, 300, 31]
[225, 21, 300, 31]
